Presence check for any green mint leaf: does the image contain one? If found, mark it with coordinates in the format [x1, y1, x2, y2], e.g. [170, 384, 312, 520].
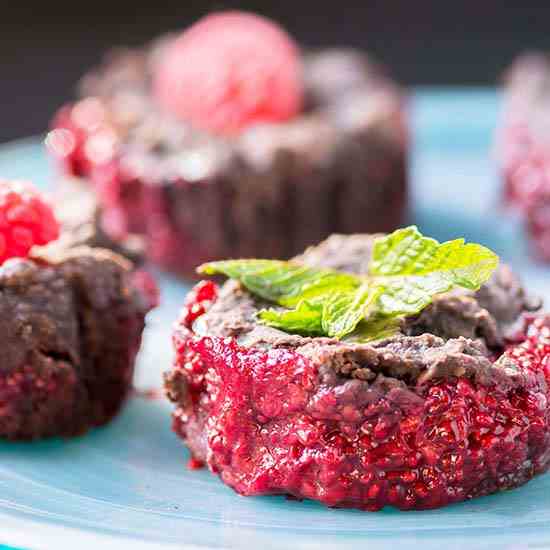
[321, 283, 381, 339]
[342, 316, 402, 343]
[200, 259, 369, 338]
[258, 284, 381, 339]
[198, 227, 499, 342]
[370, 226, 499, 317]
[199, 260, 358, 307]
[259, 301, 324, 336]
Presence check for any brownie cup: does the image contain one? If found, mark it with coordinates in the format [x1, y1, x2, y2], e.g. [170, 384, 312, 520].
[164, 233, 550, 511]
[47, 38, 407, 278]
[497, 52, 550, 259]
[0, 245, 155, 440]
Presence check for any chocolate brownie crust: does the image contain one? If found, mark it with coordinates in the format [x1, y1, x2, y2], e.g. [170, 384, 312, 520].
[0, 246, 151, 439]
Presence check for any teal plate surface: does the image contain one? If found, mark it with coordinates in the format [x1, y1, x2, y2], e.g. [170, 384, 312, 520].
[1, 88, 549, 550]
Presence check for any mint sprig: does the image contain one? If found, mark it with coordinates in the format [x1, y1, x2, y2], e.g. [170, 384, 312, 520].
[198, 226, 499, 341]
[259, 282, 382, 339]
[199, 260, 358, 307]
[370, 226, 500, 317]
[260, 301, 325, 336]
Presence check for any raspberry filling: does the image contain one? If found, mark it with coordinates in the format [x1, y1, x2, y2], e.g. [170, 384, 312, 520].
[165, 280, 550, 511]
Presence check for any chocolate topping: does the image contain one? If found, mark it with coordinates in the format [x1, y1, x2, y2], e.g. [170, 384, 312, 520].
[1, 246, 148, 372]
[196, 234, 541, 386]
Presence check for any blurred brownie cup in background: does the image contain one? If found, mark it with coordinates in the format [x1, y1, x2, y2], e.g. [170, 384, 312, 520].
[497, 52, 550, 260]
[47, 11, 408, 278]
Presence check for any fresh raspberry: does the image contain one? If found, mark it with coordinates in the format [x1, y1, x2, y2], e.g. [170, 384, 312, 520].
[0, 181, 60, 263]
[153, 11, 303, 135]
[167, 293, 550, 511]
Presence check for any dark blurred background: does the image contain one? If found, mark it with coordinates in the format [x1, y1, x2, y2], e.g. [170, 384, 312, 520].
[2, 1, 550, 143]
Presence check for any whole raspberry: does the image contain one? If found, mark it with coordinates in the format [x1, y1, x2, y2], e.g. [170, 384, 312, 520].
[0, 181, 60, 263]
[153, 11, 303, 135]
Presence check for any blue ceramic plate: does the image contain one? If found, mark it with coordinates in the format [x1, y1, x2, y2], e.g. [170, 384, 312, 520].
[1, 89, 550, 550]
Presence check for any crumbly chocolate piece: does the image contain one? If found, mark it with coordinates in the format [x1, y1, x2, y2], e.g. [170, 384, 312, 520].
[0, 245, 153, 440]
